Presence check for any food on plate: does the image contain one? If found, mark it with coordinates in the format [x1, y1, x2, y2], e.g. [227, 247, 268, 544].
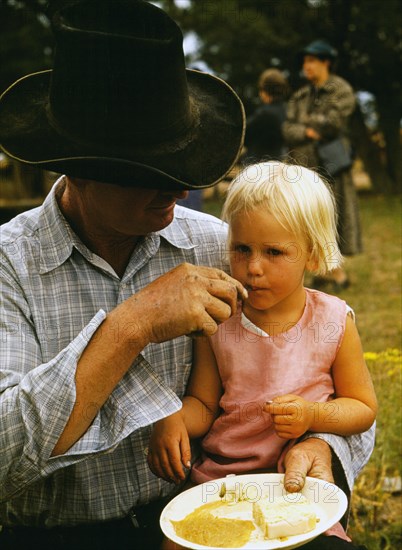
[171, 491, 317, 547]
[219, 476, 259, 504]
[171, 501, 255, 548]
[253, 494, 317, 540]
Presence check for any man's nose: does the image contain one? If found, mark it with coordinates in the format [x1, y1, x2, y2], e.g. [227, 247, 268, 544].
[165, 190, 188, 200]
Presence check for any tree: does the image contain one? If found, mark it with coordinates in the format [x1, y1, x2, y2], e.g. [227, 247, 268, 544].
[160, 0, 402, 193]
[0, 0, 53, 92]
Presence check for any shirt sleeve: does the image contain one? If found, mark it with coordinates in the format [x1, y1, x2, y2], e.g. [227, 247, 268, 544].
[0, 262, 181, 501]
[304, 425, 376, 490]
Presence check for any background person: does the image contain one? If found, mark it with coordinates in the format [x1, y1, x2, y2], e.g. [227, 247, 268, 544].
[283, 40, 362, 291]
[244, 68, 289, 162]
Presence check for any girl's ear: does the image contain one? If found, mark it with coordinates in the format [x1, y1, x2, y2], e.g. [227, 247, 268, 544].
[306, 250, 319, 273]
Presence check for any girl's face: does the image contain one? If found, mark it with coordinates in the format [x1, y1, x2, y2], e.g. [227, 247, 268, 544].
[229, 207, 314, 318]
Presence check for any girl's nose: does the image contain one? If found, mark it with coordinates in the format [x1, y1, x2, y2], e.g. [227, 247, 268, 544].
[247, 255, 264, 276]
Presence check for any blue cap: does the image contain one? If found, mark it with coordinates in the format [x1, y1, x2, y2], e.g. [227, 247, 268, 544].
[301, 40, 338, 60]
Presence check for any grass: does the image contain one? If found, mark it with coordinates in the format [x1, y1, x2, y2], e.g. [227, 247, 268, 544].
[204, 190, 402, 549]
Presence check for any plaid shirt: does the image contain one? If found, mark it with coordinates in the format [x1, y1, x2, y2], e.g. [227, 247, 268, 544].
[0, 177, 374, 527]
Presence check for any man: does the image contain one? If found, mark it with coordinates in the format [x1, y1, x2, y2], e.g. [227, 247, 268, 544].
[0, 3, 373, 549]
[283, 39, 362, 291]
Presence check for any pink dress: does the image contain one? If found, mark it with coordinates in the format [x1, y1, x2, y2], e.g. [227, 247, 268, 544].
[192, 289, 348, 483]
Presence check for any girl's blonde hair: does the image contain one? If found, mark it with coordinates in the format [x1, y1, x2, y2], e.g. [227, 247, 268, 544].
[221, 161, 342, 275]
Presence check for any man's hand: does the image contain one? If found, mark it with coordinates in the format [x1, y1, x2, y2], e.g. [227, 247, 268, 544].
[305, 127, 321, 141]
[283, 438, 334, 493]
[129, 263, 247, 344]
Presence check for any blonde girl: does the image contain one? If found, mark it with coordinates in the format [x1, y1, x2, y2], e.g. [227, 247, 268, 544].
[147, 161, 376, 507]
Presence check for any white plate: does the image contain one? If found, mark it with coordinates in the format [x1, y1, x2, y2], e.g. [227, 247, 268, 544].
[160, 473, 348, 549]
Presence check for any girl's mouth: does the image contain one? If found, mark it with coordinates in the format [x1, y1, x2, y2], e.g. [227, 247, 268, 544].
[246, 284, 266, 292]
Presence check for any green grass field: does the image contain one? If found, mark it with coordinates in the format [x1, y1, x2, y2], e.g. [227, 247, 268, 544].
[338, 195, 401, 549]
[204, 191, 402, 549]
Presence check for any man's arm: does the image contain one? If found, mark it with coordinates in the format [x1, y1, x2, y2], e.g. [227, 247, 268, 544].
[52, 263, 246, 455]
[282, 427, 375, 493]
[0, 258, 245, 498]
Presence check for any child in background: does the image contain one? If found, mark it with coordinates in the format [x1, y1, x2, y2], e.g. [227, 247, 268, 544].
[147, 162, 377, 543]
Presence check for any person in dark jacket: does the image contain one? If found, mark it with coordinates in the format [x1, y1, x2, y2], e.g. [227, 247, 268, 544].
[283, 40, 362, 291]
[244, 68, 288, 161]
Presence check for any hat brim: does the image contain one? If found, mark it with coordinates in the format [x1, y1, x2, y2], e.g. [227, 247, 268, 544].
[0, 69, 245, 190]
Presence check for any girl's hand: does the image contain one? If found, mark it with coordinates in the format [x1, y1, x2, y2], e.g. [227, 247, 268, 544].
[264, 394, 314, 439]
[146, 412, 191, 484]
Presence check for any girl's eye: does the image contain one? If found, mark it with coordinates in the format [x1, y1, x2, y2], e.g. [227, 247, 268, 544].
[267, 248, 282, 256]
[233, 244, 250, 254]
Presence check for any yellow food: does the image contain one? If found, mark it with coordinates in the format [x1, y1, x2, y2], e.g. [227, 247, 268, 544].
[171, 501, 255, 548]
[171, 492, 317, 547]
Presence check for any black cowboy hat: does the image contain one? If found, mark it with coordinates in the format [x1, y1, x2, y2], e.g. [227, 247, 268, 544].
[0, 0, 245, 189]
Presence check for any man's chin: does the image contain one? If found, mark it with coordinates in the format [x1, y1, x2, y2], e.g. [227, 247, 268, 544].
[148, 212, 175, 233]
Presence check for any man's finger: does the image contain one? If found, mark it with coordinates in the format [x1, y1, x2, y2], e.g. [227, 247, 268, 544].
[283, 438, 333, 493]
[204, 278, 241, 316]
[214, 269, 248, 301]
[283, 467, 307, 493]
[204, 293, 233, 323]
[186, 311, 218, 338]
[188, 265, 247, 302]
[283, 442, 314, 492]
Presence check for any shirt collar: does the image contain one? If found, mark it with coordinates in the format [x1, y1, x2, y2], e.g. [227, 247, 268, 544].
[311, 74, 336, 93]
[38, 177, 76, 274]
[38, 178, 196, 275]
[159, 206, 198, 251]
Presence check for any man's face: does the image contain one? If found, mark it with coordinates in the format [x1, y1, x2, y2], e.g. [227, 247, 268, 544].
[63, 178, 189, 239]
[302, 55, 330, 84]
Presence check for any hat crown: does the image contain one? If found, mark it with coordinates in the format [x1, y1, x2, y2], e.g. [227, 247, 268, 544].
[48, 0, 192, 146]
[302, 39, 338, 60]
[0, 0, 245, 189]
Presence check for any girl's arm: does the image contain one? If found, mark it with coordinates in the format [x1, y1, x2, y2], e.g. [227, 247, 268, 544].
[182, 335, 223, 437]
[265, 315, 377, 438]
[147, 336, 222, 482]
[322, 314, 377, 434]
